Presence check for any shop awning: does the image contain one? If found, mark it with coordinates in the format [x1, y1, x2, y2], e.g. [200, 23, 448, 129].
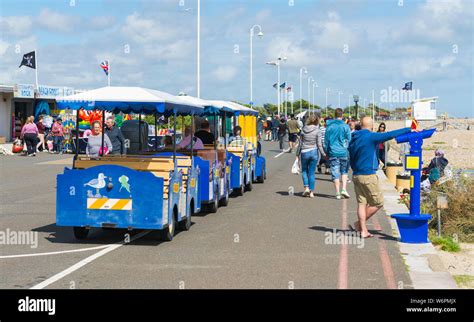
[56, 86, 205, 116]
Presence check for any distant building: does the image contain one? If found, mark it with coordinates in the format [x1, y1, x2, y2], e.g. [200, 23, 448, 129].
[0, 83, 81, 142]
[411, 97, 438, 121]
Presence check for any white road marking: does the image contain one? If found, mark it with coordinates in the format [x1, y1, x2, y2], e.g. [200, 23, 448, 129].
[274, 151, 286, 158]
[0, 245, 111, 259]
[30, 230, 150, 289]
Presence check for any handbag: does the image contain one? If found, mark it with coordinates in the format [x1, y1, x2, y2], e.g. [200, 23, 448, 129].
[295, 133, 303, 156]
[291, 158, 300, 174]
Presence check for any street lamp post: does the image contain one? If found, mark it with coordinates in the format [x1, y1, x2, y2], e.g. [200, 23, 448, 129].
[348, 95, 351, 118]
[266, 56, 286, 116]
[372, 89, 376, 130]
[353, 95, 360, 119]
[325, 87, 331, 117]
[299, 67, 308, 113]
[307, 76, 314, 114]
[312, 82, 318, 114]
[250, 24, 263, 107]
[197, 0, 200, 98]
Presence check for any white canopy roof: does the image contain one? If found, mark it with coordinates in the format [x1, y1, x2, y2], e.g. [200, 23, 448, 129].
[56, 86, 204, 115]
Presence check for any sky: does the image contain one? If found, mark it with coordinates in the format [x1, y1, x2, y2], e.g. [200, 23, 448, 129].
[0, 0, 473, 117]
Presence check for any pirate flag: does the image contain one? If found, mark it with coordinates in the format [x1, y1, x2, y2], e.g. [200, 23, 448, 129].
[19, 51, 36, 69]
[402, 81, 413, 91]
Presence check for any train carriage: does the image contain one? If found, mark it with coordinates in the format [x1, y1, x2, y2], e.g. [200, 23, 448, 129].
[55, 86, 206, 241]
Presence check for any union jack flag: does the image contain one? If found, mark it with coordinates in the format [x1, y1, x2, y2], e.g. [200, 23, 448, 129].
[100, 60, 109, 76]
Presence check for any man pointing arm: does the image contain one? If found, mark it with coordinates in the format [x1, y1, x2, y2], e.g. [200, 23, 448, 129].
[348, 117, 411, 238]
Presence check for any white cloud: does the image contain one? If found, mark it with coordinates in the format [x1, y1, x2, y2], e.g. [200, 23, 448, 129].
[266, 37, 315, 67]
[121, 12, 176, 44]
[37, 8, 81, 32]
[401, 55, 457, 78]
[89, 16, 116, 29]
[212, 65, 237, 82]
[0, 16, 32, 36]
[311, 11, 358, 49]
[439, 55, 456, 67]
[0, 39, 10, 56]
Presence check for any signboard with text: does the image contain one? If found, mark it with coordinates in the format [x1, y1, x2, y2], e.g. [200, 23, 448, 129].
[13, 84, 35, 98]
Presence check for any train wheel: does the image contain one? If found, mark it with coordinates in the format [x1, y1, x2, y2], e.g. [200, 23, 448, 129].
[73, 227, 89, 240]
[219, 187, 229, 207]
[245, 177, 253, 191]
[208, 193, 219, 213]
[161, 210, 176, 241]
[178, 202, 193, 231]
[237, 184, 245, 196]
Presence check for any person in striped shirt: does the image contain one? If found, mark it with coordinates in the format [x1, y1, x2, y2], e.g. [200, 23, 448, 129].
[317, 118, 330, 174]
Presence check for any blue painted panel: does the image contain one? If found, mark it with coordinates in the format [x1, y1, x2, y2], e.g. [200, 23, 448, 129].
[56, 165, 165, 229]
[193, 156, 211, 203]
[227, 152, 242, 189]
[255, 156, 266, 178]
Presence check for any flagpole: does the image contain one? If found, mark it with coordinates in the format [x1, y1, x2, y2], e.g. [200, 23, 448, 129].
[108, 60, 111, 87]
[34, 49, 39, 91]
[372, 89, 375, 131]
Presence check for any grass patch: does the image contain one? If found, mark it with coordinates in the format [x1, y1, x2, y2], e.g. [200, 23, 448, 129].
[453, 275, 474, 288]
[430, 234, 461, 252]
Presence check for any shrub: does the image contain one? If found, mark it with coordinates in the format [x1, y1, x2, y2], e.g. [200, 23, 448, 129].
[421, 177, 474, 242]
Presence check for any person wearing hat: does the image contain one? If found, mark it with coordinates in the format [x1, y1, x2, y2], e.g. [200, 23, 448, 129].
[51, 117, 65, 154]
[426, 149, 449, 183]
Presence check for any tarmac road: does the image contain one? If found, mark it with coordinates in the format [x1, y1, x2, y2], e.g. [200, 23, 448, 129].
[0, 142, 412, 289]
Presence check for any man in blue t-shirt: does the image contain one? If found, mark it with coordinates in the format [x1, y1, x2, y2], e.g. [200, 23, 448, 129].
[348, 116, 411, 238]
[324, 108, 351, 200]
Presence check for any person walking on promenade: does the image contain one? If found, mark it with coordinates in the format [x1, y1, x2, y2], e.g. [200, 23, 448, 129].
[51, 117, 65, 154]
[377, 122, 387, 167]
[36, 115, 46, 152]
[287, 114, 300, 152]
[20, 116, 39, 156]
[105, 116, 126, 155]
[324, 109, 351, 199]
[277, 117, 288, 151]
[348, 116, 411, 238]
[265, 117, 272, 141]
[297, 114, 326, 198]
[317, 118, 330, 174]
[271, 115, 279, 141]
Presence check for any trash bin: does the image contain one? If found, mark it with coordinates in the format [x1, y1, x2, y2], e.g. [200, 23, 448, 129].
[396, 174, 411, 193]
[385, 162, 403, 186]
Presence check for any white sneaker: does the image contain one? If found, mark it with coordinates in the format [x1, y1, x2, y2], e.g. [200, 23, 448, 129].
[341, 189, 350, 199]
[336, 193, 342, 200]
[302, 188, 310, 197]
[309, 192, 315, 198]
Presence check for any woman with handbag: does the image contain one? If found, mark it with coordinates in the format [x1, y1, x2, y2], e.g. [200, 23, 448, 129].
[296, 114, 326, 198]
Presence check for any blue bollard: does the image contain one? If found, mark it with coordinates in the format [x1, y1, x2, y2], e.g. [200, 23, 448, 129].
[391, 128, 436, 243]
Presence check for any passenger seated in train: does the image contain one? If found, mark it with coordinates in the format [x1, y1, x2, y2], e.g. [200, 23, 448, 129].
[194, 120, 215, 145]
[163, 135, 173, 149]
[228, 126, 245, 146]
[178, 127, 204, 150]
